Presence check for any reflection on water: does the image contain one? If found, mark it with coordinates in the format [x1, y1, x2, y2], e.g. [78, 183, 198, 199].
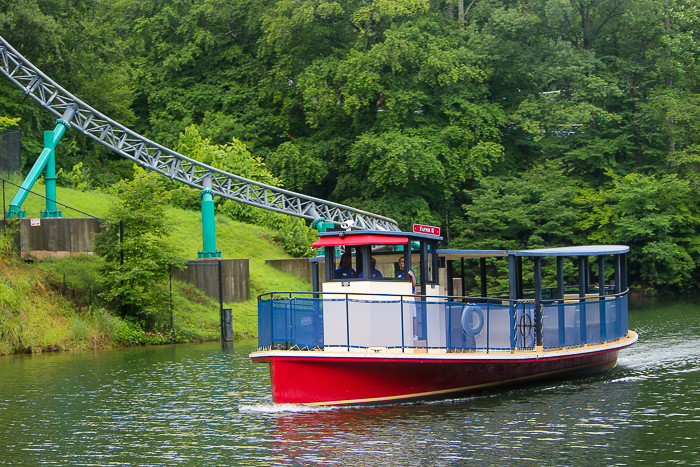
[265, 374, 641, 466]
[1, 298, 699, 466]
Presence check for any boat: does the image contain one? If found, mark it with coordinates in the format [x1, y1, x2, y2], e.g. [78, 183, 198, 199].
[250, 226, 638, 406]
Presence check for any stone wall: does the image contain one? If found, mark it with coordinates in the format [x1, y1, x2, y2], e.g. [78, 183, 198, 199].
[173, 258, 250, 303]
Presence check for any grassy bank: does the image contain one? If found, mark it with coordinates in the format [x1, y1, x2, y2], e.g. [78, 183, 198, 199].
[0, 181, 312, 355]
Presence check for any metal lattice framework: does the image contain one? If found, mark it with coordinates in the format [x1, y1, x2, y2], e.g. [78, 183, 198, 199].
[0, 35, 400, 232]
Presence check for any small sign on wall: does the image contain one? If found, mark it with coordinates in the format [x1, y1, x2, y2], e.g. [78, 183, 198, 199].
[30, 218, 40, 227]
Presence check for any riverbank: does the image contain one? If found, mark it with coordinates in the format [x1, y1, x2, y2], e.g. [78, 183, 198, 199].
[0, 184, 312, 356]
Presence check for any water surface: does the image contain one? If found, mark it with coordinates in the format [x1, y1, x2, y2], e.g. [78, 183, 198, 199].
[1, 298, 698, 466]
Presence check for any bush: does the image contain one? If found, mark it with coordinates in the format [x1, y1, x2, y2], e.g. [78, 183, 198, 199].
[113, 316, 192, 345]
[96, 169, 184, 328]
[0, 223, 20, 260]
[56, 162, 95, 192]
[0, 314, 21, 346]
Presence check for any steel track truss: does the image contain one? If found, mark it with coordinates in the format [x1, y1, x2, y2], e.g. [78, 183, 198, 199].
[0, 36, 400, 232]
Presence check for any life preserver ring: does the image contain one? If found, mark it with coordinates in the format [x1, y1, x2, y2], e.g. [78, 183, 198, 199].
[461, 305, 484, 335]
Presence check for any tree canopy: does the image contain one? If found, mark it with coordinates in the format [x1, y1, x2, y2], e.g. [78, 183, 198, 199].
[2, 0, 700, 291]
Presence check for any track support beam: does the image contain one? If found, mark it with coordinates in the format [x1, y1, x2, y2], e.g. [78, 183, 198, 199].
[198, 174, 221, 258]
[5, 107, 75, 218]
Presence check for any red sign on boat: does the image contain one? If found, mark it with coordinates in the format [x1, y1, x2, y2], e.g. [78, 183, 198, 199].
[413, 224, 440, 236]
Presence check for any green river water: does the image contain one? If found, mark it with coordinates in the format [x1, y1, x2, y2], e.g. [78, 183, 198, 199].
[0, 297, 698, 466]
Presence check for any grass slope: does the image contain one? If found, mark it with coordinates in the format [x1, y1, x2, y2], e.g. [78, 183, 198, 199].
[0, 179, 312, 355]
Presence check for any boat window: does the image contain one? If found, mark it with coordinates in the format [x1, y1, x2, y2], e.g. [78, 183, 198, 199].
[427, 244, 435, 284]
[322, 243, 430, 282]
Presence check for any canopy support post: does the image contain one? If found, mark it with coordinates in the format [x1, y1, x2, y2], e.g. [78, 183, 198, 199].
[447, 260, 454, 299]
[578, 256, 587, 343]
[508, 255, 517, 351]
[599, 256, 606, 341]
[480, 257, 487, 300]
[534, 257, 543, 349]
[557, 256, 565, 346]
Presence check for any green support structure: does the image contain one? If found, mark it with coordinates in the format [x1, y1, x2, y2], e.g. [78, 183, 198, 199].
[198, 175, 221, 258]
[5, 107, 75, 219]
[42, 126, 60, 218]
[311, 218, 335, 256]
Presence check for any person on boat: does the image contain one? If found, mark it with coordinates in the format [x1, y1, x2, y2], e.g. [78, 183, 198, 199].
[396, 256, 419, 341]
[335, 252, 356, 279]
[358, 257, 383, 278]
[395, 257, 416, 292]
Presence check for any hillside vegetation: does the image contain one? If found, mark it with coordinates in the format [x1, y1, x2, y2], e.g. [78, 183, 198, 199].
[0, 182, 312, 356]
[3, 1, 700, 293]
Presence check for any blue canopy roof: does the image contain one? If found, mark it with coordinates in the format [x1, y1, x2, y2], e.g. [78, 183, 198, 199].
[437, 245, 629, 259]
[510, 245, 629, 257]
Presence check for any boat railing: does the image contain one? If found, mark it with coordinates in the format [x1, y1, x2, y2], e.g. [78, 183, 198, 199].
[540, 290, 629, 349]
[256, 290, 629, 353]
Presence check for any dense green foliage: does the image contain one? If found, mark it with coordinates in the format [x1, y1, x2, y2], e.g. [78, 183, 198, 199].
[3, 0, 700, 292]
[95, 169, 184, 327]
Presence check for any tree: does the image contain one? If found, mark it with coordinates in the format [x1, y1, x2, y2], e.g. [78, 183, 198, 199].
[266, 141, 327, 193]
[0, 116, 20, 128]
[95, 168, 184, 328]
[576, 171, 700, 290]
[260, 1, 505, 229]
[456, 162, 580, 251]
[108, 0, 274, 150]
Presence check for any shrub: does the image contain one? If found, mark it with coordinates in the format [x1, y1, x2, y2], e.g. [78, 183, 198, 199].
[56, 162, 94, 192]
[96, 169, 184, 328]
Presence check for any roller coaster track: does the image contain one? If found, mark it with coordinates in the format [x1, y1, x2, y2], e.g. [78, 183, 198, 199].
[0, 35, 400, 232]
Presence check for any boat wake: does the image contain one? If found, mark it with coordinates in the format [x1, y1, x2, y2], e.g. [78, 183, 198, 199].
[616, 337, 700, 384]
[619, 338, 699, 369]
[609, 375, 653, 383]
[238, 403, 337, 414]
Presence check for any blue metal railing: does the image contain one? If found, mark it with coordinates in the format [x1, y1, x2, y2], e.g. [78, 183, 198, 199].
[541, 293, 628, 349]
[257, 290, 629, 352]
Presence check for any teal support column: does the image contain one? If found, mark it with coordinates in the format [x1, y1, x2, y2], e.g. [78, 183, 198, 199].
[198, 175, 221, 258]
[42, 128, 61, 218]
[5, 107, 75, 219]
[311, 218, 335, 256]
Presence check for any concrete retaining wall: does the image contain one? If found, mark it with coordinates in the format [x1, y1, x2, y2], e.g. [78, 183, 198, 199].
[173, 259, 250, 303]
[265, 258, 313, 284]
[1, 217, 102, 259]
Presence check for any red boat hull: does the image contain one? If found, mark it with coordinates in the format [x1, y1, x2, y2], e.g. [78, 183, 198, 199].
[251, 335, 637, 406]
